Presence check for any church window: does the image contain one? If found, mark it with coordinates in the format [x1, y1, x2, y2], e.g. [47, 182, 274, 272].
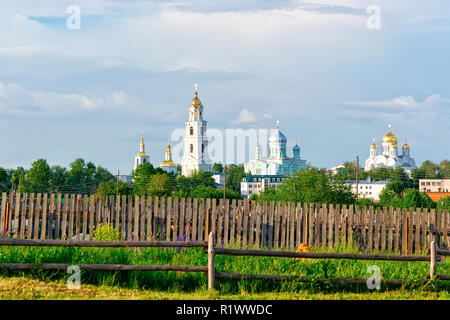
[143, 159, 146, 164]
[190, 127, 194, 135]
[202, 144, 205, 153]
[190, 144, 193, 153]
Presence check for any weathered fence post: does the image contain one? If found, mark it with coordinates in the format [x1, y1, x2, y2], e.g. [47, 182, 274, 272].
[430, 240, 436, 280]
[208, 231, 215, 290]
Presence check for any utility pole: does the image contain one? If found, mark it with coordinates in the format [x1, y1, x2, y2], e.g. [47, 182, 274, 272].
[355, 156, 359, 200]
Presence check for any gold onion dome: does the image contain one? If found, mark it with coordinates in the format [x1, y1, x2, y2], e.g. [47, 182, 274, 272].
[191, 91, 202, 108]
[403, 140, 410, 149]
[371, 138, 377, 148]
[382, 130, 397, 143]
[137, 137, 148, 157]
[161, 160, 177, 167]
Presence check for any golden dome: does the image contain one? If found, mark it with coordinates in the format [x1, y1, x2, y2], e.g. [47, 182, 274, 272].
[161, 160, 177, 167]
[371, 143, 378, 149]
[137, 151, 148, 157]
[392, 143, 398, 149]
[382, 131, 397, 143]
[402, 142, 410, 149]
[191, 91, 202, 108]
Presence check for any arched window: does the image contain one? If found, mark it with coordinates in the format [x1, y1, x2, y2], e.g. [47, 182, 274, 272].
[143, 158, 146, 163]
[190, 144, 193, 153]
[190, 127, 194, 135]
[201, 144, 204, 153]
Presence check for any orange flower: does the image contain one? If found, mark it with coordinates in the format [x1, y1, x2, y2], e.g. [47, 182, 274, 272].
[296, 243, 313, 262]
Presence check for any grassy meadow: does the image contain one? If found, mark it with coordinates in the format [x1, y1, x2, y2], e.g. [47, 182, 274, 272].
[0, 242, 448, 299]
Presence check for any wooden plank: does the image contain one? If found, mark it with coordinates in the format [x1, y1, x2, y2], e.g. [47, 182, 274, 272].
[60, 194, 68, 240]
[47, 194, 55, 239]
[267, 201, 274, 249]
[146, 197, 153, 241]
[81, 195, 88, 240]
[280, 203, 287, 249]
[185, 197, 192, 241]
[361, 206, 367, 248]
[126, 195, 132, 240]
[19, 194, 28, 238]
[347, 205, 354, 248]
[134, 195, 141, 241]
[340, 204, 347, 246]
[89, 195, 95, 238]
[387, 207, 393, 252]
[408, 208, 414, 254]
[328, 204, 334, 249]
[380, 207, 387, 252]
[66, 194, 74, 240]
[420, 209, 426, 252]
[74, 195, 82, 241]
[289, 202, 295, 251]
[54, 194, 61, 239]
[39, 194, 48, 240]
[436, 209, 442, 248]
[255, 202, 262, 249]
[313, 203, 319, 248]
[210, 198, 216, 243]
[401, 208, 407, 255]
[26, 194, 35, 239]
[307, 203, 314, 246]
[229, 199, 236, 246]
[374, 207, 380, 251]
[302, 202, 307, 244]
[254, 201, 262, 249]
[222, 199, 229, 245]
[13, 193, 21, 238]
[236, 200, 243, 247]
[367, 206, 373, 252]
[6, 193, 14, 237]
[261, 201, 268, 248]
[393, 208, 400, 253]
[296, 203, 302, 248]
[178, 197, 185, 241]
[191, 198, 198, 242]
[414, 209, 419, 254]
[120, 195, 126, 240]
[140, 196, 146, 241]
[0, 192, 7, 235]
[320, 204, 327, 248]
[249, 201, 256, 249]
[198, 198, 204, 242]
[334, 204, 340, 247]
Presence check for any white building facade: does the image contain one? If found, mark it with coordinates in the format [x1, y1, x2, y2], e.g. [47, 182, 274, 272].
[181, 87, 212, 176]
[244, 121, 308, 176]
[364, 125, 416, 174]
[345, 179, 390, 201]
[241, 175, 285, 199]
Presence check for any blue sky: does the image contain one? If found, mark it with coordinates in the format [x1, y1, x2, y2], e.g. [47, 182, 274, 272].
[0, 0, 449, 174]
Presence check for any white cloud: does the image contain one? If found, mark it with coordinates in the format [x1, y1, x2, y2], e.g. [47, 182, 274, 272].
[0, 81, 135, 115]
[233, 108, 256, 123]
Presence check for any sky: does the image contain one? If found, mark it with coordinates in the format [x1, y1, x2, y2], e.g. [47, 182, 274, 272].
[0, 0, 449, 174]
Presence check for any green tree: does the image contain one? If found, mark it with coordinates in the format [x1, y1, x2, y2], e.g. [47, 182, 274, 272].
[190, 185, 241, 200]
[212, 163, 223, 173]
[27, 159, 51, 193]
[439, 160, 450, 178]
[257, 168, 355, 204]
[148, 173, 172, 197]
[97, 180, 131, 196]
[401, 189, 435, 209]
[436, 196, 450, 210]
[174, 171, 215, 196]
[131, 162, 165, 195]
[369, 167, 390, 181]
[225, 164, 249, 193]
[49, 166, 68, 192]
[419, 160, 441, 179]
[0, 167, 8, 192]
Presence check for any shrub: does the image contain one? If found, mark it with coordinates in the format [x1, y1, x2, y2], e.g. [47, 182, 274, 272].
[92, 223, 121, 241]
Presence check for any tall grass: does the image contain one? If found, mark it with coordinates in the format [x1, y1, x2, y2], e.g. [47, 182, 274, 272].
[0, 244, 448, 294]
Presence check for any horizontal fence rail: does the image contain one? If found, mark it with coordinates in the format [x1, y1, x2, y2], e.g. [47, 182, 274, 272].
[0, 234, 447, 290]
[1, 192, 449, 254]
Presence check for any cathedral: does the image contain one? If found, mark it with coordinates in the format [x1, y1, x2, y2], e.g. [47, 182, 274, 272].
[244, 120, 308, 176]
[364, 125, 416, 173]
[180, 86, 212, 176]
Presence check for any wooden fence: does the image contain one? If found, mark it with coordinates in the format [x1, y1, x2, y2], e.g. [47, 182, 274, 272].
[0, 235, 448, 289]
[1, 192, 449, 254]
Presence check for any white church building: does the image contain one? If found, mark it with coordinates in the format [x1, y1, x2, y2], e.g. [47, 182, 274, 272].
[364, 125, 416, 174]
[244, 120, 308, 176]
[180, 86, 212, 176]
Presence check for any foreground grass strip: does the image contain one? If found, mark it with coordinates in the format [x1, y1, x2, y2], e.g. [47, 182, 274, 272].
[0, 276, 448, 300]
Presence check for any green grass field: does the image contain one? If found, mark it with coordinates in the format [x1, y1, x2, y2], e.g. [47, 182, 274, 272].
[0, 243, 448, 299]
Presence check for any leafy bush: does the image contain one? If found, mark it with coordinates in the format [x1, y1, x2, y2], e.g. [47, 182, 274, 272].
[92, 223, 121, 241]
